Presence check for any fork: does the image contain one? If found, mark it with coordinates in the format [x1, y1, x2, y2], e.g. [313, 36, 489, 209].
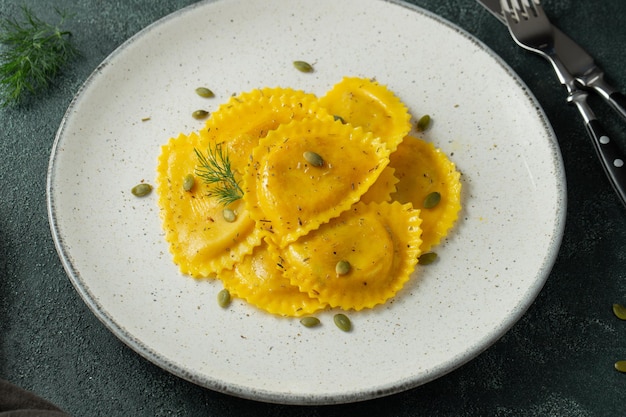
[501, 0, 626, 208]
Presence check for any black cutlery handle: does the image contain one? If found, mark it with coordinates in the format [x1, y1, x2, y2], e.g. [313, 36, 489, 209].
[585, 119, 626, 207]
[582, 69, 626, 122]
[608, 92, 626, 122]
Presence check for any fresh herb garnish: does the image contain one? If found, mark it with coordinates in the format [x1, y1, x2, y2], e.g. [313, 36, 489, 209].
[0, 6, 78, 106]
[194, 143, 243, 206]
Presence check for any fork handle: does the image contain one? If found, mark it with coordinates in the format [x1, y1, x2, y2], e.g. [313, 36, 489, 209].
[608, 92, 626, 122]
[582, 118, 626, 207]
[581, 68, 626, 122]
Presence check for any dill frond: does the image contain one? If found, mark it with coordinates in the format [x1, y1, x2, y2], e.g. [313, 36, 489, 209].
[0, 6, 79, 106]
[194, 143, 243, 206]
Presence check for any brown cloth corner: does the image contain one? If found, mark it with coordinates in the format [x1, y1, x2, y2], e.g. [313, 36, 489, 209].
[0, 379, 71, 417]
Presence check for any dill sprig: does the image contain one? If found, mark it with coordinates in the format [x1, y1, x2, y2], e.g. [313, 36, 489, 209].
[194, 143, 243, 206]
[0, 6, 78, 106]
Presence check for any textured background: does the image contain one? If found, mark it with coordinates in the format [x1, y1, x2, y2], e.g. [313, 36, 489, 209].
[1, 0, 625, 416]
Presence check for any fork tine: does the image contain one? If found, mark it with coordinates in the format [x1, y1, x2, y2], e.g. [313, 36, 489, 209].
[520, 0, 549, 21]
[530, 1, 548, 20]
[513, 0, 533, 20]
[501, 0, 519, 23]
[508, 0, 532, 23]
[501, 0, 511, 11]
[521, 0, 551, 27]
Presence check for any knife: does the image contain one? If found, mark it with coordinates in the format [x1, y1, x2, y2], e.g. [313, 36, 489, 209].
[477, 0, 626, 122]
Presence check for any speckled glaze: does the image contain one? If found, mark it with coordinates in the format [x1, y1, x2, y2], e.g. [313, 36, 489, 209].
[46, 0, 566, 405]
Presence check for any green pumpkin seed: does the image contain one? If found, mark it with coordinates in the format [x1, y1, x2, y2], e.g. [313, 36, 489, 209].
[192, 109, 209, 120]
[423, 191, 441, 209]
[333, 313, 352, 332]
[615, 360, 626, 373]
[333, 115, 346, 124]
[195, 87, 215, 98]
[217, 289, 231, 308]
[335, 260, 351, 276]
[300, 317, 321, 328]
[183, 174, 195, 192]
[613, 303, 626, 320]
[303, 151, 324, 167]
[131, 183, 152, 197]
[293, 60, 314, 73]
[418, 252, 438, 265]
[416, 114, 431, 132]
[222, 208, 237, 222]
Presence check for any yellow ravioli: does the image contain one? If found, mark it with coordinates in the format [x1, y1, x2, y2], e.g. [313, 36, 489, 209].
[360, 166, 398, 203]
[219, 240, 327, 317]
[155, 79, 463, 318]
[156, 132, 263, 277]
[319, 77, 411, 153]
[243, 117, 390, 247]
[201, 87, 333, 173]
[279, 202, 422, 310]
[389, 135, 462, 253]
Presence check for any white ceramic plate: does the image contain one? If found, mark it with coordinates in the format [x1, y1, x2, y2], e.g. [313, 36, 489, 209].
[47, 0, 566, 405]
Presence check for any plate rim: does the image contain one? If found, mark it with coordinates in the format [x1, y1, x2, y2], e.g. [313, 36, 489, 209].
[46, 0, 567, 405]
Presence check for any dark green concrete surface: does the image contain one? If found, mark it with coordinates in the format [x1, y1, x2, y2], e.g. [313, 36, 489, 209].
[1, 0, 625, 415]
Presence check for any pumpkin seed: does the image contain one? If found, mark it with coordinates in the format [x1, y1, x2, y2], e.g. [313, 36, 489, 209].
[333, 115, 346, 124]
[613, 303, 626, 320]
[300, 317, 320, 328]
[423, 191, 441, 209]
[183, 174, 195, 192]
[615, 360, 626, 373]
[303, 151, 324, 167]
[293, 60, 314, 73]
[416, 114, 431, 132]
[217, 289, 231, 308]
[192, 109, 209, 120]
[419, 252, 438, 265]
[131, 183, 152, 197]
[195, 87, 214, 98]
[335, 260, 351, 276]
[333, 313, 352, 332]
[222, 208, 237, 222]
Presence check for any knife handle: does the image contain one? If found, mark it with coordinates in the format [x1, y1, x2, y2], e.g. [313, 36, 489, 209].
[568, 88, 626, 207]
[584, 119, 626, 207]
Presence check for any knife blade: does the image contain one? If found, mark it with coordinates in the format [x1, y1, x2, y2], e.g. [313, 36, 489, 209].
[477, 0, 626, 121]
